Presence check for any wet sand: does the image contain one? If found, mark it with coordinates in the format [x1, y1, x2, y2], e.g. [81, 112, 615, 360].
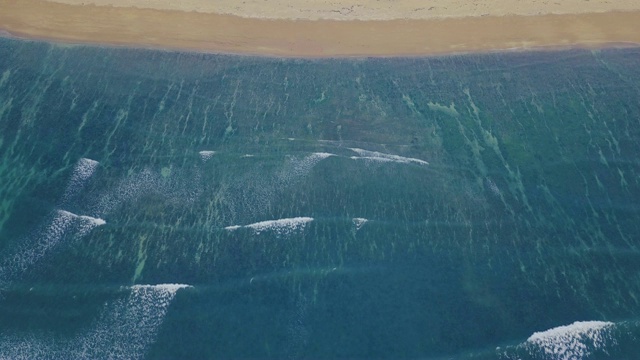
[1, 0, 640, 57]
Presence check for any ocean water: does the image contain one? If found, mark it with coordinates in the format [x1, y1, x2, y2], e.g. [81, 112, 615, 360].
[1, 37, 640, 359]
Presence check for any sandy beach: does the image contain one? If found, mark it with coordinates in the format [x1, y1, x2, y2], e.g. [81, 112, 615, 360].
[42, 0, 640, 20]
[1, 0, 640, 57]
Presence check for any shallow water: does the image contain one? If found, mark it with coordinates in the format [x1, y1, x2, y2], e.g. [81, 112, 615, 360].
[1, 38, 640, 359]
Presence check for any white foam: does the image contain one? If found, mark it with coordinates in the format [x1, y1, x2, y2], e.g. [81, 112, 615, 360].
[525, 321, 614, 359]
[311, 152, 335, 159]
[83, 216, 107, 226]
[350, 155, 393, 163]
[131, 283, 191, 293]
[0, 210, 105, 283]
[348, 148, 429, 166]
[223, 152, 334, 220]
[198, 150, 217, 161]
[27, 209, 75, 260]
[0, 284, 190, 359]
[61, 158, 99, 204]
[285, 294, 311, 359]
[59, 210, 106, 226]
[90, 169, 155, 215]
[226, 217, 314, 236]
[0, 334, 47, 360]
[58, 210, 106, 237]
[90, 167, 202, 216]
[80, 284, 190, 358]
[352, 218, 368, 231]
[0, 210, 73, 280]
[277, 153, 334, 185]
[486, 178, 501, 196]
[77, 284, 188, 358]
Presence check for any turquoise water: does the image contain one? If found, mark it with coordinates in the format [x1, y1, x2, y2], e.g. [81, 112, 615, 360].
[1, 37, 640, 359]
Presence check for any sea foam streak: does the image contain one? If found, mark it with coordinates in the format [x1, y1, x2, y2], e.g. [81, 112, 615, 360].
[348, 148, 429, 165]
[131, 283, 191, 292]
[0, 210, 105, 283]
[225, 217, 314, 236]
[61, 158, 99, 204]
[0, 284, 190, 359]
[285, 294, 311, 359]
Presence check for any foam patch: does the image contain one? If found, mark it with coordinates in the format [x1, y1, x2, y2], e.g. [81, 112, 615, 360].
[0, 210, 105, 283]
[498, 321, 616, 360]
[0, 284, 190, 359]
[225, 217, 313, 236]
[348, 148, 429, 166]
[61, 158, 99, 205]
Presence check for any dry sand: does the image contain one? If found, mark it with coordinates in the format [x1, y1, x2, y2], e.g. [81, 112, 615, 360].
[43, 0, 640, 20]
[1, 0, 640, 57]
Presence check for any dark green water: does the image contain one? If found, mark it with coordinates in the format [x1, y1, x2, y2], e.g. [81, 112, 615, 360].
[1, 37, 640, 359]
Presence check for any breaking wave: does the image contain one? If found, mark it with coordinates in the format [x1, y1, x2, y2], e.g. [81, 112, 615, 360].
[498, 321, 618, 360]
[352, 218, 368, 231]
[198, 150, 216, 161]
[225, 217, 314, 236]
[0, 284, 190, 359]
[348, 148, 429, 166]
[0, 210, 105, 283]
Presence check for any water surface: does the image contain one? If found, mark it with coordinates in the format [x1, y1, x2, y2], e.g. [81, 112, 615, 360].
[1, 38, 640, 359]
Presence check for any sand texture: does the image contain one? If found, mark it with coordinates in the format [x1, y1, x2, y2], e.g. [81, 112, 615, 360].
[45, 0, 640, 20]
[1, 0, 640, 57]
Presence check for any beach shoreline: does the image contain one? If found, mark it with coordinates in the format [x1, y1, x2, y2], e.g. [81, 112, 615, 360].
[3, 30, 640, 61]
[41, 0, 640, 21]
[1, 0, 640, 58]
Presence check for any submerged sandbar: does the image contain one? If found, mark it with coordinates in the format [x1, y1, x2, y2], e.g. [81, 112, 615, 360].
[1, 0, 640, 57]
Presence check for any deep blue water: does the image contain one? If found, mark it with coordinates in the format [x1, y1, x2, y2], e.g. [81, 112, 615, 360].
[1, 37, 640, 359]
